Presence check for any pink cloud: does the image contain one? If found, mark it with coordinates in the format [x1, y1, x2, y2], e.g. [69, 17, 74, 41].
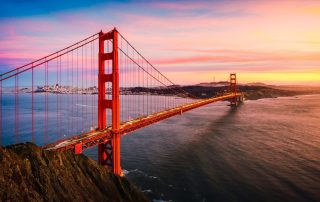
[154, 55, 257, 65]
[1, 0, 320, 85]
[153, 50, 320, 65]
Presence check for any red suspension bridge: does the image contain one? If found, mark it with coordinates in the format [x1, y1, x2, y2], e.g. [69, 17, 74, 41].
[0, 28, 243, 176]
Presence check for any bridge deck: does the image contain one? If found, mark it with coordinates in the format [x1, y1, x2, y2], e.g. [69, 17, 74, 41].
[44, 93, 242, 152]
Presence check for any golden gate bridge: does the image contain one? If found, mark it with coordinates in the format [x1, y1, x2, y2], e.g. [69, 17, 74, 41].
[0, 28, 243, 176]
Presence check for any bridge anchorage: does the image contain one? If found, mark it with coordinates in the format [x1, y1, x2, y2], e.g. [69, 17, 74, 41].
[0, 28, 244, 176]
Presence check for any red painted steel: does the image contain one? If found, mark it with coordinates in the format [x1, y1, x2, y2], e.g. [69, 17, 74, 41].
[44, 92, 243, 152]
[111, 29, 122, 176]
[98, 30, 108, 169]
[74, 143, 83, 154]
[97, 28, 122, 176]
[98, 31, 106, 130]
[0, 28, 244, 177]
[230, 73, 237, 106]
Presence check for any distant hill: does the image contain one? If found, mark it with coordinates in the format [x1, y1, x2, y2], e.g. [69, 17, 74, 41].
[196, 81, 229, 87]
[245, 82, 268, 86]
[196, 81, 270, 87]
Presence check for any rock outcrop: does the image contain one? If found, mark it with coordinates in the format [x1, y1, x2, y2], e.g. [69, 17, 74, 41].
[0, 143, 148, 202]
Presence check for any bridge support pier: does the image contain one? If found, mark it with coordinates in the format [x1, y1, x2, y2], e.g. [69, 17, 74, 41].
[230, 95, 244, 107]
[98, 28, 122, 176]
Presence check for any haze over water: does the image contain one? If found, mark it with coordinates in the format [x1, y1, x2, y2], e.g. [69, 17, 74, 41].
[86, 94, 320, 201]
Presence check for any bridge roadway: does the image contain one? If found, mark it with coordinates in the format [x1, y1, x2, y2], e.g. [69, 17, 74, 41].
[44, 93, 243, 153]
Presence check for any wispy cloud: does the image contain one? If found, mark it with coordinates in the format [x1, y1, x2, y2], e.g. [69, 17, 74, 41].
[0, 0, 320, 84]
[156, 49, 320, 64]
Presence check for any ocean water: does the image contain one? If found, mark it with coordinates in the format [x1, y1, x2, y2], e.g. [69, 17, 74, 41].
[1, 94, 320, 201]
[87, 94, 320, 201]
[0, 93, 191, 146]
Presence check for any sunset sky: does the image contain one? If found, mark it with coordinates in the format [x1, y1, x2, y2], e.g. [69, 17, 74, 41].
[1, 0, 320, 85]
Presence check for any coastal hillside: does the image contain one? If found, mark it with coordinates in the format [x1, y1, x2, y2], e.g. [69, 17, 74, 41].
[123, 85, 320, 100]
[0, 143, 148, 202]
[178, 85, 320, 100]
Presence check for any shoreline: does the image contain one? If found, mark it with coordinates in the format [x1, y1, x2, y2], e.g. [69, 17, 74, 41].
[243, 89, 320, 101]
[3, 85, 320, 102]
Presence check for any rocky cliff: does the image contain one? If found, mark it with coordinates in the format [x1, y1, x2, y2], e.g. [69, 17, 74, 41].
[0, 143, 148, 202]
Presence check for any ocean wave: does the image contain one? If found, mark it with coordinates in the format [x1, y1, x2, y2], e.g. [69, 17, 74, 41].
[125, 168, 159, 180]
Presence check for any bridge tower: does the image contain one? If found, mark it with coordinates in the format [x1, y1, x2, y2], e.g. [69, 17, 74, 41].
[230, 73, 237, 106]
[98, 28, 122, 176]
